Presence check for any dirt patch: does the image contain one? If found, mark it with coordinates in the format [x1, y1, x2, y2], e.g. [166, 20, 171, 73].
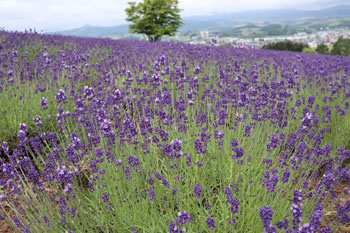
[0, 206, 16, 233]
[318, 182, 350, 232]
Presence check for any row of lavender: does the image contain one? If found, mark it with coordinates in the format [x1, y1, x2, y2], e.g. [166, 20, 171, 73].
[1, 30, 350, 232]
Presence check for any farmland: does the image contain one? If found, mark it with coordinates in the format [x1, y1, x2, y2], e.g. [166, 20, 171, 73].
[0, 30, 350, 232]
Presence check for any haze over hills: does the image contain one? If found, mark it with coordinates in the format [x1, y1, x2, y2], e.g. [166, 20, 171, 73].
[53, 4, 350, 38]
[55, 24, 130, 38]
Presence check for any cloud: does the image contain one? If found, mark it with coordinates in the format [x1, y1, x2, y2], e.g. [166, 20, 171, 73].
[0, 0, 130, 31]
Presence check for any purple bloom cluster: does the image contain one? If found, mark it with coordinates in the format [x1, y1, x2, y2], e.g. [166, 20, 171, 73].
[259, 205, 276, 233]
[225, 187, 240, 214]
[155, 171, 170, 188]
[193, 184, 201, 198]
[291, 189, 303, 230]
[263, 170, 279, 193]
[169, 210, 193, 233]
[206, 216, 215, 230]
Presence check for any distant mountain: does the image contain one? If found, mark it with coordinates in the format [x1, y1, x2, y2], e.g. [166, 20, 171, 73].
[185, 5, 350, 21]
[54, 24, 130, 38]
[181, 5, 350, 31]
[53, 5, 350, 38]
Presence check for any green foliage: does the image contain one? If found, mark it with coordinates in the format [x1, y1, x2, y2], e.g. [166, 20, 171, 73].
[263, 40, 308, 52]
[125, 0, 183, 42]
[302, 47, 316, 53]
[331, 37, 350, 56]
[316, 43, 329, 54]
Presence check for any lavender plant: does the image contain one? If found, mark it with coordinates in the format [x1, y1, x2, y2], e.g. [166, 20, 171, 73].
[0, 29, 350, 232]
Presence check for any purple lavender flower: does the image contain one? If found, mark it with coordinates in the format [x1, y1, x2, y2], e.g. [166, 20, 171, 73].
[55, 89, 66, 103]
[127, 155, 140, 167]
[95, 148, 103, 158]
[263, 170, 279, 193]
[172, 139, 182, 152]
[267, 134, 280, 152]
[149, 187, 154, 201]
[297, 141, 307, 155]
[131, 226, 137, 233]
[310, 210, 322, 230]
[155, 172, 170, 188]
[194, 139, 207, 154]
[307, 94, 316, 108]
[172, 188, 178, 195]
[205, 201, 210, 209]
[101, 192, 109, 202]
[282, 169, 290, 183]
[320, 226, 332, 233]
[19, 123, 27, 132]
[276, 216, 289, 230]
[244, 125, 251, 137]
[206, 216, 215, 230]
[148, 171, 154, 185]
[90, 160, 98, 173]
[43, 216, 50, 226]
[83, 86, 94, 100]
[231, 139, 239, 148]
[195, 160, 203, 167]
[13, 215, 24, 230]
[125, 166, 131, 180]
[33, 115, 41, 127]
[2, 141, 9, 153]
[335, 200, 350, 224]
[193, 184, 201, 198]
[225, 187, 240, 214]
[186, 155, 191, 166]
[71, 208, 76, 218]
[293, 189, 303, 205]
[259, 205, 276, 233]
[291, 203, 302, 229]
[168, 221, 178, 233]
[176, 210, 193, 225]
[41, 97, 48, 110]
[17, 130, 27, 143]
[299, 223, 314, 233]
[233, 147, 245, 158]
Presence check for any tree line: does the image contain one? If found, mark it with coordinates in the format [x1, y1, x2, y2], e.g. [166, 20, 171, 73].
[263, 37, 350, 56]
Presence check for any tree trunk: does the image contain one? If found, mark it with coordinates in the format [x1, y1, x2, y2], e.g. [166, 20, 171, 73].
[154, 36, 161, 42]
[147, 35, 161, 42]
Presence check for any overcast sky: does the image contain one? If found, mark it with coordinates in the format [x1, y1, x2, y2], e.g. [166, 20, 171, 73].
[0, 0, 348, 32]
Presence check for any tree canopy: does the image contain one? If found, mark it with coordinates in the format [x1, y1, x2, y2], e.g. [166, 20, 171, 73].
[125, 0, 183, 42]
[315, 43, 329, 54]
[331, 37, 350, 56]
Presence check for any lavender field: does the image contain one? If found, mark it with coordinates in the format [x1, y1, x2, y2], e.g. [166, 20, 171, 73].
[0, 30, 350, 232]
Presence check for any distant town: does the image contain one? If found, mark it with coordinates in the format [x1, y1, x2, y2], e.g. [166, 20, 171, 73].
[162, 28, 350, 49]
[106, 27, 350, 49]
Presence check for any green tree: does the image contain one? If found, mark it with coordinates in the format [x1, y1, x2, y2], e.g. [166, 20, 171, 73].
[331, 37, 350, 56]
[125, 0, 183, 42]
[316, 43, 329, 54]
